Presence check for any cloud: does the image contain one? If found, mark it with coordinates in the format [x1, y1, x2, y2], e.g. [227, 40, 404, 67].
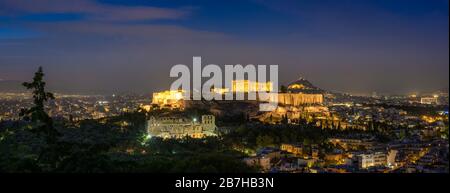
[0, 0, 215, 42]
[0, 0, 191, 21]
[0, 27, 42, 40]
[24, 21, 230, 43]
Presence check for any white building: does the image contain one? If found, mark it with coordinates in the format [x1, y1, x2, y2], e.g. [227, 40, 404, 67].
[387, 149, 398, 168]
[358, 152, 387, 169]
[420, 97, 438, 105]
[244, 156, 271, 171]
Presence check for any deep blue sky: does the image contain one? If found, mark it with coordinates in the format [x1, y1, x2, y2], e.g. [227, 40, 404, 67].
[0, 0, 448, 95]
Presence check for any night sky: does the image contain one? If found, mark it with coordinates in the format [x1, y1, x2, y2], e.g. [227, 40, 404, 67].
[0, 0, 448, 95]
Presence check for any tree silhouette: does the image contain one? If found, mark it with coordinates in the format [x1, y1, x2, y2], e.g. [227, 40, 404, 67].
[282, 113, 289, 124]
[20, 67, 61, 169]
[20, 67, 58, 144]
[280, 85, 287, 93]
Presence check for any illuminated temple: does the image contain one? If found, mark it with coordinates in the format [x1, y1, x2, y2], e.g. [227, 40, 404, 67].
[264, 77, 324, 106]
[152, 90, 185, 109]
[255, 77, 327, 123]
[231, 78, 324, 106]
[231, 80, 273, 93]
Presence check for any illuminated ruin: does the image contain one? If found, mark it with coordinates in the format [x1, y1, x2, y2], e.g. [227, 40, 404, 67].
[152, 90, 185, 109]
[146, 115, 217, 139]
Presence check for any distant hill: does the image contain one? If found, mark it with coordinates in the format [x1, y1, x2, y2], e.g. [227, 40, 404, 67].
[286, 77, 325, 94]
[0, 80, 26, 92]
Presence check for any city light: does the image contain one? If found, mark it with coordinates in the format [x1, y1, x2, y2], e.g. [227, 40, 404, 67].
[0, 0, 448, 177]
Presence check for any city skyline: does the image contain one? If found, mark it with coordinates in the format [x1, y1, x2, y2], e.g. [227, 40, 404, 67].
[1, 0, 449, 95]
[0, 0, 449, 179]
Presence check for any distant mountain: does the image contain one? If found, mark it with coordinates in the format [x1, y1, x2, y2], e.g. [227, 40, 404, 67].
[0, 80, 26, 92]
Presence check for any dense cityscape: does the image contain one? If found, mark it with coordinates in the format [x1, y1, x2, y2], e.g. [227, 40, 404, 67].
[1, 76, 448, 173]
[0, 2, 449, 187]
